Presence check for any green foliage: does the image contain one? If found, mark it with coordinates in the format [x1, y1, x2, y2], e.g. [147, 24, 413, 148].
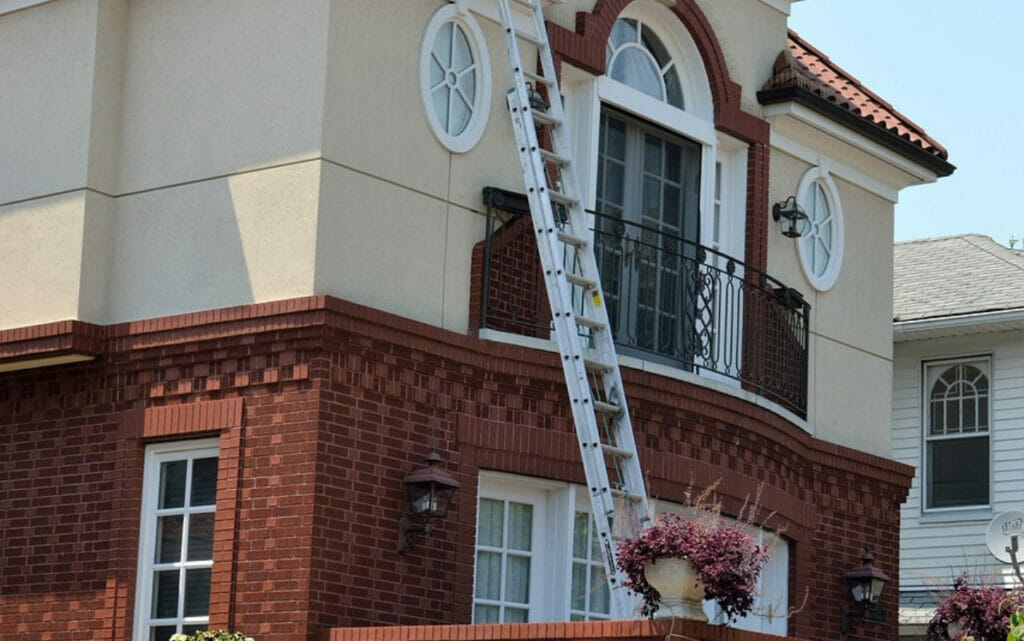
[170, 631, 254, 641]
[1007, 610, 1024, 641]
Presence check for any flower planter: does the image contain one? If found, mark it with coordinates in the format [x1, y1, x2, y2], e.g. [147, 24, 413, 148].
[643, 557, 708, 621]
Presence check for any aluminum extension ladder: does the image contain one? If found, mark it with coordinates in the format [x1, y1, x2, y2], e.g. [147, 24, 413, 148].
[495, 0, 652, 618]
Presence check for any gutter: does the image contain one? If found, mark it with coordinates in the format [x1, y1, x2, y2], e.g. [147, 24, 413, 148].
[893, 307, 1024, 338]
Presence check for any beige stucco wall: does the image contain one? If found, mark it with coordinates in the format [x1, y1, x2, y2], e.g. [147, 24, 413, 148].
[0, 0, 98, 204]
[106, 162, 320, 322]
[695, 0, 788, 115]
[767, 145, 898, 455]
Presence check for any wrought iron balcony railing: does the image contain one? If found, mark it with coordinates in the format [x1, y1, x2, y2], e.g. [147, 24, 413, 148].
[475, 187, 810, 417]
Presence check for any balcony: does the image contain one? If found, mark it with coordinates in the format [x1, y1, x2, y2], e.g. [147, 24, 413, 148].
[472, 187, 810, 417]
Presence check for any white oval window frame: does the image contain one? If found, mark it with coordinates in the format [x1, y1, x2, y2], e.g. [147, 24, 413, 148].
[795, 166, 844, 291]
[419, 5, 492, 154]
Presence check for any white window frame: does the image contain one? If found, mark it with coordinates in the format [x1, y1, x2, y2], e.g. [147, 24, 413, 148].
[133, 438, 220, 641]
[794, 165, 844, 292]
[921, 356, 992, 514]
[419, 4, 492, 153]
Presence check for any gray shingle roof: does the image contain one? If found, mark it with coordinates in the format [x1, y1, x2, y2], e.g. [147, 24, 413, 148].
[894, 234, 1024, 322]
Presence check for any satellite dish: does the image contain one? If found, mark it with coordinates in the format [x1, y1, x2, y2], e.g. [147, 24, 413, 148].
[986, 510, 1024, 564]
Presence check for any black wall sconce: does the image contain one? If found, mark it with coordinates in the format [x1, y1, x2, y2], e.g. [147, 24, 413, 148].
[841, 548, 890, 633]
[397, 449, 460, 553]
[772, 196, 810, 238]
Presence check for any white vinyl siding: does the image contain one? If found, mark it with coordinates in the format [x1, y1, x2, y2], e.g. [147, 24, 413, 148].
[893, 331, 1024, 590]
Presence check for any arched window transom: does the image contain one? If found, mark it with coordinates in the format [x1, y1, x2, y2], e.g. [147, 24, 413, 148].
[606, 18, 684, 109]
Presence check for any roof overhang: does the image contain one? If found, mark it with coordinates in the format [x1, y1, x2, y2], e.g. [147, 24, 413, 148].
[759, 85, 955, 179]
[894, 308, 1024, 342]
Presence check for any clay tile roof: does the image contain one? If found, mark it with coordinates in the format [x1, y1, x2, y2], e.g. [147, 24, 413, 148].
[894, 235, 1024, 322]
[760, 30, 951, 169]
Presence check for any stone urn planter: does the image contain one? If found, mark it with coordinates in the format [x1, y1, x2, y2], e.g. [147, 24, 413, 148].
[643, 557, 708, 621]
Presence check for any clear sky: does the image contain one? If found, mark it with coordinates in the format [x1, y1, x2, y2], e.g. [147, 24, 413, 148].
[788, 1, 1024, 246]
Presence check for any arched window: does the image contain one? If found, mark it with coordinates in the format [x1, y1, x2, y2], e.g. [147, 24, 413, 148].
[605, 18, 684, 109]
[924, 360, 990, 509]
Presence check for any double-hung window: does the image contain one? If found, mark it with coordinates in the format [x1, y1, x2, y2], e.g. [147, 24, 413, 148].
[134, 439, 220, 641]
[924, 358, 991, 510]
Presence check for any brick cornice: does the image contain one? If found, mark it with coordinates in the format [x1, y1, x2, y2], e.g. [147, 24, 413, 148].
[324, 618, 810, 641]
[0, 295, 912, 492]
[0, 319, 103, 369]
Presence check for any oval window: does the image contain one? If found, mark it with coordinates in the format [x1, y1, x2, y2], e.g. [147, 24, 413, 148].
[420, 6, 491, 153]
[795, 166, 844, 291]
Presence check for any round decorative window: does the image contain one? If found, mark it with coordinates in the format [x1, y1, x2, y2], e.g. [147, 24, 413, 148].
[605, 17, 684, 109]
[795, 166, 844, 291]
[419, 6, 491, 153]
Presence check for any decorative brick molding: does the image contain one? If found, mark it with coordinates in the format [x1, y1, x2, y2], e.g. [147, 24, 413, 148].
[0, 319, 103, 371]
[0, 295, 911, 641]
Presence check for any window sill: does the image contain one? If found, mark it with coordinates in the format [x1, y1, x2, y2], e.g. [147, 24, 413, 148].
[918, 507, 992, 524]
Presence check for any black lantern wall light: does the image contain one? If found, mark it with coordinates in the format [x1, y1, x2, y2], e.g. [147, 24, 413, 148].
[841, 548, 890, 633]
[772, 195, 810, 238]
[397, 449, 460, 553]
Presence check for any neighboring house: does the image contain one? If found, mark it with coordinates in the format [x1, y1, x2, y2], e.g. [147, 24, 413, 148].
[893, 235, 1024, 638]
[0, 2, 952, 641]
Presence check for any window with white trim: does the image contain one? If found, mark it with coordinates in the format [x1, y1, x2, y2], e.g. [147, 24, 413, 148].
[134, 439, 220, 641]
[419, 5, 491, 153]
[473, 472, 787, 630]
[924, 358, 991, 510]
[794, 166, 844, 291]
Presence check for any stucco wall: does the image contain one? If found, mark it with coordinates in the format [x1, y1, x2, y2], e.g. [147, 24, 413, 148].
[767, 149, 896, 455]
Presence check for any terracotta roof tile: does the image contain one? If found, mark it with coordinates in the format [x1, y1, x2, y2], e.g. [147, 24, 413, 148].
[762, 30, 949, 161]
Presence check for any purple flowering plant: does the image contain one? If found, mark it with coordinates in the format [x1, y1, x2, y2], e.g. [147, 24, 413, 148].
[616, 490, 774, 621]
[926, 573, 1024, 641]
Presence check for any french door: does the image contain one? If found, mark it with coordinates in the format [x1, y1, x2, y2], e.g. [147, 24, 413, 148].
[594, 108, 701, 366]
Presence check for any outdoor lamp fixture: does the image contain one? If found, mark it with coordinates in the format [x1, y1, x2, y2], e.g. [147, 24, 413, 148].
[772, 195, 810, 238]
[840, 548, 890, 633]
[397, 449, 460, 553]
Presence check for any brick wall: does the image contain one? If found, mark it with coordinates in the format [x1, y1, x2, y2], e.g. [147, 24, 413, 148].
[0, 296, 911, 641]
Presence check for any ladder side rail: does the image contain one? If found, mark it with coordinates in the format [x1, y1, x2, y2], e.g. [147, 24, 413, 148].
[505, 91, 618, 524]
[496, 0, 618, 522]
[522, 0, 652, 517]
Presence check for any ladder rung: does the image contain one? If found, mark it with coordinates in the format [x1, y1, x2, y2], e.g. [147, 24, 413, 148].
[557, 231, 588, 248]
[539, 149, 571, 166]
[512, 27, 544, 46]
[574, 314, 606, 331]
[583, 357, 614, 373]
[523, 69, 554, 87]
[511, 0, 537, 7]
[611, 488, 644, 503]
[548, 189, 577, 206]
[532, 110, 562, 128]
[601, 443, 634, 458]
[565, 273, 597, 289]
[593, 400, 621, 415]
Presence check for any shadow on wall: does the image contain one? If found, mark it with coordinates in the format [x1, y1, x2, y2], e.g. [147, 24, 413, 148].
[106, 177, 254, 321]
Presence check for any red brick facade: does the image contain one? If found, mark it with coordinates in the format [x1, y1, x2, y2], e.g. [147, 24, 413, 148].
[0, 296, 911, 641]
